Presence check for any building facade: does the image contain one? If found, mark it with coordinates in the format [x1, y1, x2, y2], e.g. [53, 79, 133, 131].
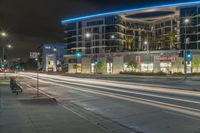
[62, 2, 200, 74]
[39, 42, 66, 72]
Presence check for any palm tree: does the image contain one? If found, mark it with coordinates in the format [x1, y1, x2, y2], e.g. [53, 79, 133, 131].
[125, 36, 135, 51]
[165, 32, 176, 49]
[155, 35, 163, 50]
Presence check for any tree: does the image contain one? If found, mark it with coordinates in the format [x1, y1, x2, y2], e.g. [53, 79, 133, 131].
[165, 32, 176, 49]
[97, 60, 106, 73]
[192, 56, 200, 72]
[155, 35, 163, 50]
[127, 60, 138, 72]
[125, 36, 135, 51]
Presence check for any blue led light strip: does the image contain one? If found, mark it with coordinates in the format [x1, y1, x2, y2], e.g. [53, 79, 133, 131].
[61, 1, 200, 24]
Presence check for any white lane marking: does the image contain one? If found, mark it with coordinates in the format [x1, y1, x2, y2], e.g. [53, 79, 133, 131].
[21, 74, 200, 105]
[163, 110, 200, 121]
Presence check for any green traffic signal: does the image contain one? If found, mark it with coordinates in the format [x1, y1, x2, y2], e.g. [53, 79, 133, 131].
[186, 51, 192, 61]
[75, 52, 82, 58]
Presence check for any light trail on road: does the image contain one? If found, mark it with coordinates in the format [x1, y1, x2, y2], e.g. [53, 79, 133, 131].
[17, 72, 200, 118]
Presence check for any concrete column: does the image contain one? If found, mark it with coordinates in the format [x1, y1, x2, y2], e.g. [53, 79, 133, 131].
[113, 56, 124, 74]
[81, 57, 91, 73]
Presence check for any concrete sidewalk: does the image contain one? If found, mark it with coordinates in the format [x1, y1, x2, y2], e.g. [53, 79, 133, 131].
[0, 79, 108, 133]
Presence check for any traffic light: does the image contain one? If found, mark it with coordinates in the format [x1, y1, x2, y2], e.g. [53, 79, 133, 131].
[75, 51, 82, 58]
[94, 59, 98, 65]
[186, 51, 192, 61]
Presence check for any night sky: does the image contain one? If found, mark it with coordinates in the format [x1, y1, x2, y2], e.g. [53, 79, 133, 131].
[0, 0, 194, 60]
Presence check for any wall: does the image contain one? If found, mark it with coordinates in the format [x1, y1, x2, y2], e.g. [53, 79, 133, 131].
[113, 56, 124, 74]
[81, 57, 91, 73]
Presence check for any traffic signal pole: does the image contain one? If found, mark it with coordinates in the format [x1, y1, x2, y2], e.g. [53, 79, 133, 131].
[184, 25, 189, 80]
[184, 47, 187, 80]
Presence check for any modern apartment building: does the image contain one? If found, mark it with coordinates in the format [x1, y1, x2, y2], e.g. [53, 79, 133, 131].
[61, 2, 200, 74]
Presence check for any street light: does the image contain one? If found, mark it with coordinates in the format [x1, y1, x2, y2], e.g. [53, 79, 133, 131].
[85, 33, 91, 38]
[0, 32, 8, 64]
[144, 40, 149, 53]
[184, 18, 190, 80]
[144, 41, 148, 45]
[184, 18, 190, 24]
[7, 44, 12, 48]
[85, 32, 93, 54]
[53, 48, 56, 51]
[2, 44, 12, 64]
[0, 32, 7, 37]
[109, 35, 115, 53]
[111, 35, 115, 39]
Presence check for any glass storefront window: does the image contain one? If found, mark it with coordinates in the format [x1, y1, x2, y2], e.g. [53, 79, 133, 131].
[91, 63, 95, 73]
[76, 64, 82, 73]
[107, 63, 113, 74]
[160, 62, 171, 73]
[141, 63, 153, 72]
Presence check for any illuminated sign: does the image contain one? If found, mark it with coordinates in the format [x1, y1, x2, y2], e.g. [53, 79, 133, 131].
[135, 55, 141, 63]
[154, 55, 176, 61]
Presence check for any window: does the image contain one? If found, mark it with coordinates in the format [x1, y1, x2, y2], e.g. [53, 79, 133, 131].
[141, 63, 153, 72]
[87, 20, 103, 26]
[93, 27, 100, 33]
[65, 23, 76, 30]
[180, 7, 197, 17]
[165, 21, 171, 26]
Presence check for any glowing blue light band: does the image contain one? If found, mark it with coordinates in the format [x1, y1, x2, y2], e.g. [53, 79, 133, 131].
[61, 1, 200, 24]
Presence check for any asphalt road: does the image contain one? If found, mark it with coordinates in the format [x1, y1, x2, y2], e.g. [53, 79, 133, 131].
[16, 72, 200, 133]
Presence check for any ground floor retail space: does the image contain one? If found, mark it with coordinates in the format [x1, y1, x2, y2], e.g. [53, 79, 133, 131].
[65, 50, 200, 74]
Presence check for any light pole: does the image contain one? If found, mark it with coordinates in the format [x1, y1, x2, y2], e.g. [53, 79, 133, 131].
[85, 33, 95, 73]
[184, 18, 190, 80]
[53, 48, 57, 72]
[0, 32, 7, 64]
[110, 35, 115, 53]
[3, 44, 12, 78]
[85, 33, 92, 54]
[144, 40, 149, 54]
[35, 58, 39, 97]
[1, 32, 7, 37]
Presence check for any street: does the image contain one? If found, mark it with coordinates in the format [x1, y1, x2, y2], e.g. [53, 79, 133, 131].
[15, 72, 200, 133]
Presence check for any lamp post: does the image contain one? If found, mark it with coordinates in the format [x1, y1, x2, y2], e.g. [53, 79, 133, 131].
[110, 35, 115, 53]
[85, 33, 95, 73]
[0, 32, 7, 64]
[144, 40, 149, 54]
[85, 33, 92, 54]
[1, 32, 7, 37]
[184, 18, 190, 80]
[53, 48, 57, 72]
[3, 44, 12, 79]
